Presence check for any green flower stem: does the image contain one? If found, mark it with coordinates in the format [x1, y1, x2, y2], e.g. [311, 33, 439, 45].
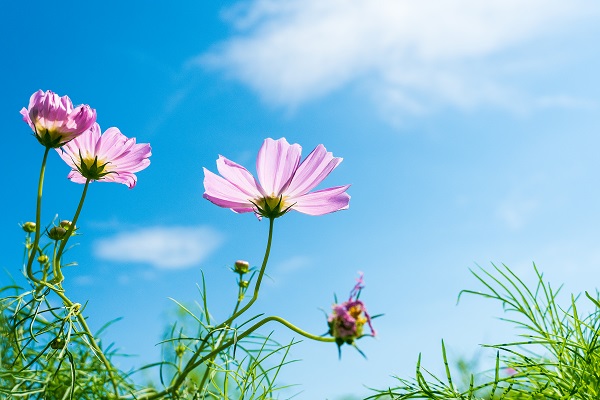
[190, 316, 334, 398]
[178, 217, 276, 380]
[137, 218, 276, 400]
[195, 277, 249, 390]
[51, 178, 91, 285]
[48, 284, 121, 398]
[26, 147, 50, 284]
[139, 315, 334, 400]
[224, 216, 275, 325]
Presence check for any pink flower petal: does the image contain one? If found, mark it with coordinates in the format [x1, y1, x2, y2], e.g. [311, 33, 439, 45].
[203, 168, 256, 212]
[217, 156, 264, 198]
[285, 144, 343, 198]
[256, 138, 301, 196]
[56, 123, 150, 188]
[22, 90, 96, 147]
[291, 185, 351, 216]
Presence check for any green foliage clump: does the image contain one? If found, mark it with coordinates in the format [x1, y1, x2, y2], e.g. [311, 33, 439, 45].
[368, 264, 600, 400]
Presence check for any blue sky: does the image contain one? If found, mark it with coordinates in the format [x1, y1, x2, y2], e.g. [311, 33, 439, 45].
[2, 1, 600, 398]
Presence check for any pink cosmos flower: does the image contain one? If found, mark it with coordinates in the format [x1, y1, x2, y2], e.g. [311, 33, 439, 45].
[328, 273, 375, 346]
[57, 123, 151, 188]
[203, 138, 350, 218]
[20, 90, 96, 148]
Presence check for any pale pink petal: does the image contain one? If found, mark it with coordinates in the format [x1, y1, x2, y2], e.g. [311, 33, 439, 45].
[217, 156, 264, 198]
[290, 185, 351, 216]
[203, 168, 256, 212]
[285, 144, 343, 198]
[95, 127, 128, 159]
[66, 170, 87, 184]
[22, 90, 96, 147]
[20, 107, 34, 130]
[114, 145, 152, 173]
[57, 123, 102, 167]
[256, 138, 301, 196]
[101, 171, 137, 189]
[56, 123, 150, 187]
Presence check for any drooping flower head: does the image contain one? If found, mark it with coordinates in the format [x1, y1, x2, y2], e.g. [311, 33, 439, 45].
[328, 273, 376, 350]
[203, 138, 350, 218]
[57, 123, 151, 188]
[20, 90, 96, 148]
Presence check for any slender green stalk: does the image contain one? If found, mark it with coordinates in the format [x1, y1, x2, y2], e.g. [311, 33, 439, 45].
[182, 218, 275, 373]
[48, 284, 121, 398]
[187, 316, 334, 380]
[26, 147, 50, 284]
[137, 218, 276, 399]
[138, 316, 333, 400]
[223, 216, 275, 326]
[196, 275, 248, 390]
[51, 178, 91, 284]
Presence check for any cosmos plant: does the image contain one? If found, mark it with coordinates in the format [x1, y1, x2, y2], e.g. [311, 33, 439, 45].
[2, 90, 375, 399]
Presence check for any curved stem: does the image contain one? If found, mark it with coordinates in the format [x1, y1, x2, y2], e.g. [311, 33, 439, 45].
[52, 179, 90, 284]
[49, 285, 121, 398]
[26, 147, 50, 284]
[137, 315, 334, 400]
[140, 218, 276, 399]
[195, 315, 335, 367]
[223, 216, 275, 326]
[189, 219, 274, 359]
[196, 278, 248, 389]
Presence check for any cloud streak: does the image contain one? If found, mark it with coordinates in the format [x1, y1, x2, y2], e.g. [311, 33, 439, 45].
[94, 226, 223, 269]
[197, 0, 599, 116]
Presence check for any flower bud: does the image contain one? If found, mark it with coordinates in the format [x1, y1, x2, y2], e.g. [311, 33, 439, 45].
[175, 344, 186, 357]
[48, 227, 67, 240]
[59, 220, 74, 230]
[240, 280, 249, 288]
[234, 260, 250, 274]
[22, 222, 36, 233]
[37, 254, 49, 264]
[50, 337, 66, 349]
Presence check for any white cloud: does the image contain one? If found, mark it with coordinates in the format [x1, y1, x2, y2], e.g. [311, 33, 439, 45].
[197, 0, 599, 115]
[94, 226, 223, 270]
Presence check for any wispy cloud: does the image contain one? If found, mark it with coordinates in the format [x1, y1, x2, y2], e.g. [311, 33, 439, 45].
[196, 0, 598, 116]
[94, 226, 223, 270]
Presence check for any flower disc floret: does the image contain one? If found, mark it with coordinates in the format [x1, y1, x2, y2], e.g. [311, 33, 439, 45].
[203, 138, 350, 218]
[56, 123, 151, 188]
[20, 90, 96, 148]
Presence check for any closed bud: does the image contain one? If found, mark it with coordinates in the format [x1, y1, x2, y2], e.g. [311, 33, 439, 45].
[48, 227, 67, 240]
[234, 260, 250, 274]
[59, 220, 74, 230]
[175, 344, 186, 357]
[37, 254, 49, 264]
[22, 222, 36, 233]
[240, 280, 249, 288]
[50, 337, 66, 349]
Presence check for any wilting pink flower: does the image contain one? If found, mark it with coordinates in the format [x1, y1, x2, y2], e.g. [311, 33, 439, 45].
[20, 90, 96, 148]
[203, 138, 350, 218]
[328, 273, 375, 347]
[57, 123, 151, 188]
